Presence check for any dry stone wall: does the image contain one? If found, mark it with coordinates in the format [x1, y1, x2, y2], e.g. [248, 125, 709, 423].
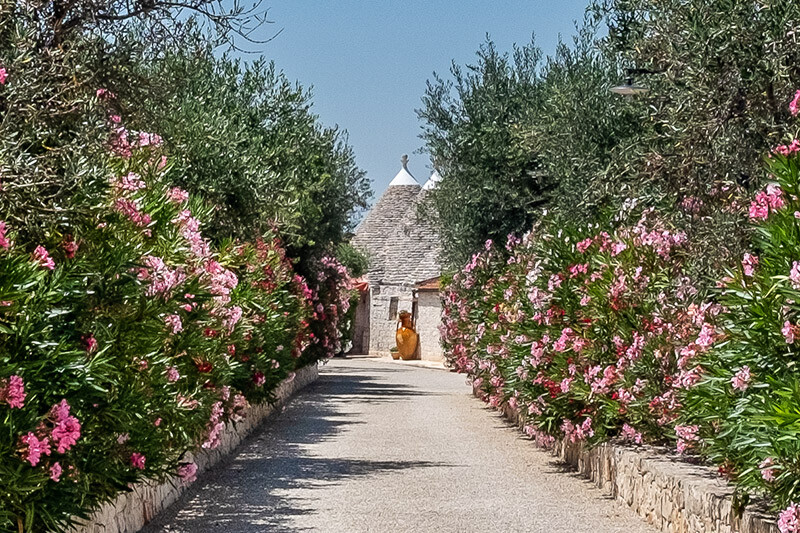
[484, 390, 779, 533]
[73, 363, 319, 533]
[416, 290, 443, 361]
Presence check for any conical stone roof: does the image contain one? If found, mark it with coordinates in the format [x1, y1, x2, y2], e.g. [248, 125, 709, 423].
[352, 155, 422, 285]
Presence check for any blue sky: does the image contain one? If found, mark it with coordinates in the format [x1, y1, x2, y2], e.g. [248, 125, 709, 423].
[243, 1, 591, 202]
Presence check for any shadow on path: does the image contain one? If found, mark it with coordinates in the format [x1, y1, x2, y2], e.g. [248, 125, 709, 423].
[142, 361, 451, 532]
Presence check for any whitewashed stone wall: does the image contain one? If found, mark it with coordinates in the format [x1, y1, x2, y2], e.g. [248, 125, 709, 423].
[72, 363, 319, 533]
[350, 290, 370, 354]
[483, 390, 779, 533]
[416, 290, 443, 361]
[368, 284, 414, 355]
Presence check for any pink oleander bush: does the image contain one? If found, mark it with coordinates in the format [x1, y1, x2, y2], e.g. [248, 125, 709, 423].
[442, 208, 711, 448]
[0, 123, 352, 531]
[442, 94, 800, 531]
[680, 118, 800, 528]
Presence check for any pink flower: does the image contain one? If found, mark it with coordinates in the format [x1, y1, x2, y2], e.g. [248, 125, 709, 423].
[154, 417, 162, 427]
[760, 457, 775, 482]
[610, 242, 627, 256]
[0, 67, 7, 85]
[791, 262, 800, 289]
[83, 334, 98, 353]
[166, 366, 181, 382]
[177, 462, 198, 482]
[783, 321, 797, 344]
[253, 371, 266, 387]
[778, 502, 800, 533]
[202, 402, 225, 449]
[137, 132, 163, 148]
[791, 90, 800, 116]
[621, 423, 643, 444]
[749, 185, 785, 219]
[130, 452, 146, 470]
[20, 433, 51, 466]
[167, 187, 189, 204]
[731, 366, 752, 392]
[576, 237, 593, 253]
[164, 314, 183, 334]
[0, 221, 12, 249]
[96, 88, 115, 100]
[114, 198, 151, 227]
[50, 462, 62, 482]
[50, 400, 82, 453]
[218, 306, 242, 333]
[112, 172, 146, 192]
[32, 245, 55, 270]
[741, 253, 758, 277]
[62, 235, 79, 258]
[0, 375, 26, 408]
[675, 424, 699, 455]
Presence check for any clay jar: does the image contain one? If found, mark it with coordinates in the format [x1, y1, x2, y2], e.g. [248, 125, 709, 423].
[395, 311, 418, 360]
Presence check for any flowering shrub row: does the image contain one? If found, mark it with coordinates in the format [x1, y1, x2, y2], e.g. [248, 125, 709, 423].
[0, 119, 353, 531]
[440, 95, 800, 532]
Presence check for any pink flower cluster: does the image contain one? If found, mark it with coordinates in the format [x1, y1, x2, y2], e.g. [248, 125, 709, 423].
[779, 503, 800, 533]
[202, 260, 238, 304]
[742, 253, 759, 277]
[111, 172, 146, 193]
[114, 197, 152, 227]
[217, 305, 243, 333]
[167, 187, 190, 204]
[20, 433, 51, 466]
[174, 209, 210, 259]
[791, 262, 800, 289]
[164, 314, 183, 334]
[0, 221, 11, 249]
[137, 255, 186, 298]
[791, 90, 800, 116]
[50, 400, 82, 454]
[730, 366, 752, 392]
[621, 423, 643, 444]
[177, 462, 198, 482]
[32, 245, 55, 270]
[0, 375, 26, 408]
[675, 424, 699, 455]
[130, 452, 146, 470]
[19, 400, 81, 466]
[561, 417, 594, 443]
[760, 457, 776, 482]
[749, 184, 785, 221]
[201, 401, 226, 449]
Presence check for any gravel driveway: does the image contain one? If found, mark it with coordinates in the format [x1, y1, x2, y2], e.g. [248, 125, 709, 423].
[142, 357, 657, 533]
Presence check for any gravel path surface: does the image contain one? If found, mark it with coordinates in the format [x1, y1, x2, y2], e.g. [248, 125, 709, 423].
[142, 357, 657, 533]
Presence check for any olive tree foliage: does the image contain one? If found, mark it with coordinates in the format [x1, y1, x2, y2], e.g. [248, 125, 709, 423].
[0, 2, 370, 266]
[591, 0, 800, 196]
[111, 42, 371, 263]
[584, 0, 800, 273]
[0, 4, 111, 243]
[417, 39, 550, 267]
[11, 0, 264, 47]
[532, 22, 648, 218]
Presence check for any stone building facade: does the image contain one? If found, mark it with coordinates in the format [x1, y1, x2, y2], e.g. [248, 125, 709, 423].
[350, 155, 443, 360]
[414, 276, 444, 362]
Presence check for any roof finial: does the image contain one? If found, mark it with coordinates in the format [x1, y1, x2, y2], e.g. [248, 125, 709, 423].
[401, 154, 409, 170]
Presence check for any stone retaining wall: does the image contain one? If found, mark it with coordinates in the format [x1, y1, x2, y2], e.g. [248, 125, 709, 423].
[73, 363, 319, 533]
[484, 390, 779, 533]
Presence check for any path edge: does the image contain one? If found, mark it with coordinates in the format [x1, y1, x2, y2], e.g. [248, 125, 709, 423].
[474, 386, 778, 533]
[72, 363, 319, 533]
